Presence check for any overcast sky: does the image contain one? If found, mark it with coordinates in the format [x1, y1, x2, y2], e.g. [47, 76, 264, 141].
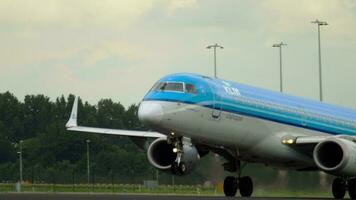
[0, 0, 355, 109]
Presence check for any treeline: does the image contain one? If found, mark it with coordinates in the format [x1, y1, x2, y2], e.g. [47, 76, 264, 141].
[0, 92, 210, 184]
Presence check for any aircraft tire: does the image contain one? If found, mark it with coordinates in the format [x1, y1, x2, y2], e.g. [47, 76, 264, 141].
[239, 176, 253, 197]
[332, 177, 346, 199]
[171, 162, 181, 175]
[223, 176, 238, 197]
[348, 178, 356, 199]
[179, 162, 186, 174]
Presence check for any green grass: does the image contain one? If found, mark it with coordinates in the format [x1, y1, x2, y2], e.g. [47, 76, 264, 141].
[0, 183, 333, 198]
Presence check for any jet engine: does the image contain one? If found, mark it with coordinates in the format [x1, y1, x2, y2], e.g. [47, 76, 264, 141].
[147, 137, 200, 175]
[313, 138, 356, 176]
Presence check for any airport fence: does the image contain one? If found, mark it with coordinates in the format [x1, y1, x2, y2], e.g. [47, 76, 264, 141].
[0, 182, 334, 198]
[0, 183, 218, 195]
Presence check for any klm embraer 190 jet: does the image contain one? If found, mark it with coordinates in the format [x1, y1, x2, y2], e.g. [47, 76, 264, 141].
[66, 73, 356, 199]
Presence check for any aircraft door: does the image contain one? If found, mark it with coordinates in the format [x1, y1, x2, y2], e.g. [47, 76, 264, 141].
[211, 85, 222, 119]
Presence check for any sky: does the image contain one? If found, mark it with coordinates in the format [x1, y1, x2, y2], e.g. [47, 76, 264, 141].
[0, 0, 355, 109]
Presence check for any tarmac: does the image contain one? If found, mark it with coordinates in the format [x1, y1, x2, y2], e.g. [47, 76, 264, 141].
[0, 193, 339, 200]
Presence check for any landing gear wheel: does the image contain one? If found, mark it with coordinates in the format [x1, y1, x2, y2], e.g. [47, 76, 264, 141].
[171, 162, 181, 175]
[224, 176, 238, 197]
[239, 176, 253, 197]
[179, 162, 187, 174]
[171, 162, 187, 175]
[332, 177, 346, 199]
[348, 178, 356, 199]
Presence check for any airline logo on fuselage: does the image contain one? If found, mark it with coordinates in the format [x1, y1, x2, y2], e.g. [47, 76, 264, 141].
[221, 81, 241, 97]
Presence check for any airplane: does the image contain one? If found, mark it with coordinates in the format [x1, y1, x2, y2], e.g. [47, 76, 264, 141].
[66, 73, 356, 199]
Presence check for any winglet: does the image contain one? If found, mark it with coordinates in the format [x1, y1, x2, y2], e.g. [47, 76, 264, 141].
[66, 96, 78, 128]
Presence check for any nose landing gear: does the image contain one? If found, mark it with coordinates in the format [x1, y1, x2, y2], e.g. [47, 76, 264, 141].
[171, 161, 187, 175]
[169, 136, 187, 176]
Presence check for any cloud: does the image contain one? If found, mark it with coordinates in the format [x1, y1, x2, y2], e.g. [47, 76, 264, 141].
[0, 0, 355, 108]
[0, 0, 157, 71]
[0, 0, 153, 27]
[258, 0, 356, 40]
[81, 40, 147, 69]
[167, 0, 198, 11]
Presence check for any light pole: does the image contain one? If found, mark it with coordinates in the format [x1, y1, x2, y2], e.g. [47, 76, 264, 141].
[19, 140, 23, 184]
[17, 140, 23, 192]
[272, 42, 287, 93]
[206, 43, 223, 78]
[311, 19, 328, 101]
[86, 139, 90, 189]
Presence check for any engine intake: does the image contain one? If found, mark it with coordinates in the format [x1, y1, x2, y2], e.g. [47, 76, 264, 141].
[147, 137, 200, 175]
[147, 138, 176, 170]
[313, 138, 356, 176]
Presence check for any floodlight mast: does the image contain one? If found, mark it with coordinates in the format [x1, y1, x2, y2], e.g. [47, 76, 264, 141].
[206, 43, 224, 78]
[19, 140, 23, 186]
[272, 42, 287, 93]
[311, 19, 328, 102]
[86, 139, 90, 190]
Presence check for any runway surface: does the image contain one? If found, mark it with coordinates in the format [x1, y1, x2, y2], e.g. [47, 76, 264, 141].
[0, 193, 338, 200]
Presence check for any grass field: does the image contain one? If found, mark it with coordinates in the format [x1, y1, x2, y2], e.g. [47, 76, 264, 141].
[0, 183, 334, 198]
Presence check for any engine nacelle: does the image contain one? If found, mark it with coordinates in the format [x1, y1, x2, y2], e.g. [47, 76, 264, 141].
[313, 138, 356, 176]
[147, 138, 200, 175]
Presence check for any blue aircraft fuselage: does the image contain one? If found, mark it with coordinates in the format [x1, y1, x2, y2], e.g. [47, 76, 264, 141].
[143, 73, 356, 136]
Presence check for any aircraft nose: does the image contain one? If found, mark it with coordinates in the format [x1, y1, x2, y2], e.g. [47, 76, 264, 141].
[138, 101, 163, 125]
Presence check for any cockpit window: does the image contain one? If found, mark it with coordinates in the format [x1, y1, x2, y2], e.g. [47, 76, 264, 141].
[186, 84, 197, 94]
[151, 82, 165, 91]
[151, 81, 198, 94]
[163, 82, 184, 92]
[152, 82, 184, 92]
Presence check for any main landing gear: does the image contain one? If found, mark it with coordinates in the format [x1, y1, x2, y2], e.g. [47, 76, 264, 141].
[332, 177, 356, 199]
[223, 161, 253, 197]
[224, 176, 253, 197]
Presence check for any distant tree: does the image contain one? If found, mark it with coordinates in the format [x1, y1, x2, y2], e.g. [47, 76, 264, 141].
[0, 140, 16, 163]
[23, 94, 53, 138]
[124, 104, 144, 130]
[0, 92, 238, 185]
[0, 162, 17, 181]
[96, 99, 125, 129]
[0, 92, 24, 141]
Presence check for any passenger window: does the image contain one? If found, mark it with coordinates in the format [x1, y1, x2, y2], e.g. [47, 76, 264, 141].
[186, 84, 197, 94]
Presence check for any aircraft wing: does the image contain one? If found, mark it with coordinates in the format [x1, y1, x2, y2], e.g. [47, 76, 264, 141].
[285, 135, 356, 145]
[65, 97, 165, 138]
[294, 136, 329, 144]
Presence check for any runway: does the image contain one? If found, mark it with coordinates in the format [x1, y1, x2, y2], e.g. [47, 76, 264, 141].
[0, 193, 337, 200]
